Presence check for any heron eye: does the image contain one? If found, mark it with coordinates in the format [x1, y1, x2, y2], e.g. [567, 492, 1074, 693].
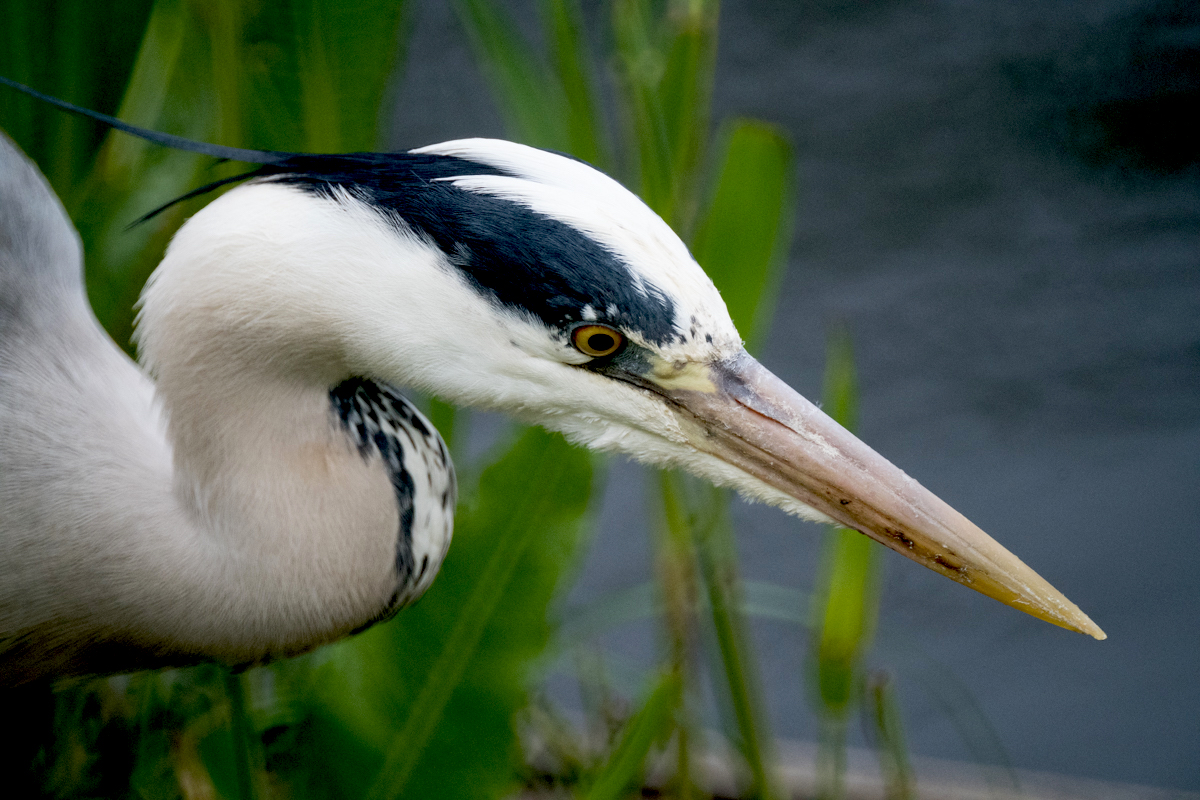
[572, 324, 623, 358]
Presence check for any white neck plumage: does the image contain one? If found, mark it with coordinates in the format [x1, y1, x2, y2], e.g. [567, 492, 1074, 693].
[12, 184, 449, 679]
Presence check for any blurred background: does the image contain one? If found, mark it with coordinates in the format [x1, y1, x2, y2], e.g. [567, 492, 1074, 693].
[392, 0, 1199, 791]
[2, 0, 1197, 797]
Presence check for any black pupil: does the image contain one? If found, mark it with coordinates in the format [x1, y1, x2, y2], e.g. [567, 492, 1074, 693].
[587, 333, 615, 353]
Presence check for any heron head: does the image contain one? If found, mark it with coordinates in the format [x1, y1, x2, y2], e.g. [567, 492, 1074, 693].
[147, 138, 1103, 640]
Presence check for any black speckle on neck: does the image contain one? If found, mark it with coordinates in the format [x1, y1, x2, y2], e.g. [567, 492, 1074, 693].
[329, 378, 426, 585]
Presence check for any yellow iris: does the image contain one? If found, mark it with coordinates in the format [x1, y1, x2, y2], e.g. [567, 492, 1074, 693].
[572, 324, 623, 357]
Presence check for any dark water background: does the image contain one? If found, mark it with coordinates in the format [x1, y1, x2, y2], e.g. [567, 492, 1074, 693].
[390, 0, 1200, 791]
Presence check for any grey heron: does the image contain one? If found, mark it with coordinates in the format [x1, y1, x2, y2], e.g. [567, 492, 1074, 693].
[0, 118, 1103, 686]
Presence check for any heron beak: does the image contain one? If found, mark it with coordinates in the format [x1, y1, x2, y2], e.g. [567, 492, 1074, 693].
[648, 351, 1105, 640]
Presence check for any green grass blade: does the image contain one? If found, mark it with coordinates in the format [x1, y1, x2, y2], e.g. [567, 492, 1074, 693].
[691, 120, 794, 350]
[357, 428, 593, 800]
[236, 0, 412, 152]
[612, 0, 673, 215]
[555, 579, 811, 655]
[811, 328, 878, 712]
[583, 670, 680, 800]
[542, 0, 608, 167]
[76, 0, 211, 350]
[653, 468, 698, 796]
[695, 508, 778, 799]
[365, 523, 546, 796]
[44, 3, 86, 191]
[822, 325, 857, 432]
[741, 581, 810, 625]
[208, 0, 244, 149]
[0, 0, 153, 195]
[187, 669, 264, 800]
[558, 582, 660, 646]
[293, 5, 342, 152]
[655, 0, 716, 234]
[99, 0, 189, 180]
[813, 526, 878, 711]
[452, 0, 569, 148]
[427, 397, 463, 456]
[0, 0, 37, 154]
[610, 0, 717, 228]
[810, 327, 884, 799]
[660, 475, 778, 800]
[866, 672, 915, 800]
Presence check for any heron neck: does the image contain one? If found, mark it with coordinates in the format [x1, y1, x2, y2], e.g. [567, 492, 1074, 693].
[142, 363, 404, 664]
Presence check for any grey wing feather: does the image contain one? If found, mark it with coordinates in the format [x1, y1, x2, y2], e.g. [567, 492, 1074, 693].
[0, 131, 175, 684]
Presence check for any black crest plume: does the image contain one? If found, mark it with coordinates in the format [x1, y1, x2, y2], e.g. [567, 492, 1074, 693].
[0, 76, 286, 164]
[0, 76, 317, 222]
